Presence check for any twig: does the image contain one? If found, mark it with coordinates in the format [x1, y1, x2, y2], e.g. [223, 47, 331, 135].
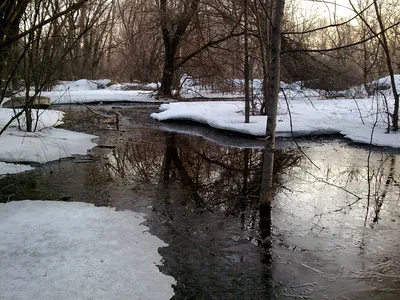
[76, 101, 120, 130]
[300, 263, 324, 274]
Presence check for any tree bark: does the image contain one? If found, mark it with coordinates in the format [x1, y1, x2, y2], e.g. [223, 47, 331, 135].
[259, 0, 285, 206]
[0, 1, 29, 93]
[244, 0, 250, 123]
[255, 0, 271, 116]
[373, 0, 399, 131]
[158, 0, 200, 97]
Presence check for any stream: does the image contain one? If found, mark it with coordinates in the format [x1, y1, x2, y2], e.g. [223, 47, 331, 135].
[1, 105, 400, 299]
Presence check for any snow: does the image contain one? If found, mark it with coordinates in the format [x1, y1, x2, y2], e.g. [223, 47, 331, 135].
[43, 90, 157, 104]
[151, 98, 400, 148]
[0, 200, 175, 300]
[0, 79, 161, 106]
[373, 75, 400, 91]
[39, 79, 159, 104]
[0, 108, 97, 173]
[52, 79, 102, 91]
[0, 162, 34, 175]
[0, 127, 97, 164]
[0, 108, 63, 129]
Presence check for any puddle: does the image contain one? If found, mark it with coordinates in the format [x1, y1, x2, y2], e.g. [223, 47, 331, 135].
[1, 106, 400, 299]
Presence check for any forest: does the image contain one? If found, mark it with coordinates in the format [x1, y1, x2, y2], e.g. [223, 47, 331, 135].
[2, 0, 400, 97]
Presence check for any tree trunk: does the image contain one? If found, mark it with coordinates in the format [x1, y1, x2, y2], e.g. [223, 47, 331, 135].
[24, 87, 32, 132]
[259, 0, 285, 206]
[373, 0, 399, 131]
[0, 1, 28, 98]
[158, 0, 200, 97]
[244, 0, 250, 123]
[255, 0, 271, 116]
[160, 45, 176, 97]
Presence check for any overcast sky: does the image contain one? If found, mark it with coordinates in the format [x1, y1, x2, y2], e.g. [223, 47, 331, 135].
[296, 0, 356, 19]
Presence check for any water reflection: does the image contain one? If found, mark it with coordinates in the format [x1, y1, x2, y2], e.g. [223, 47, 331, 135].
[282, 146, 400, 229]
[105, 131, 301, 216]
[103, 130, 400, 299]
[270, 144, 400, 298]
[2, 121, 400, 298]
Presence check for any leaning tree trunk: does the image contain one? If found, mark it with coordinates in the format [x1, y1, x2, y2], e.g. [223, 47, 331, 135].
[259, 0, 285, 205]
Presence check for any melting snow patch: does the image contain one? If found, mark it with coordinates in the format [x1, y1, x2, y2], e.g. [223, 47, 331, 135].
[0, 162, 34, 175]
[0, 108, 97, 166]
[0, 200, 175, 300]
[0, 128, 97, 164]
[151, 99, 400, 148]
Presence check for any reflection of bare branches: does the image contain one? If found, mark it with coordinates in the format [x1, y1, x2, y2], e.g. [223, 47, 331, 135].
[302, 168, 362, 201]
[341, 166, 361, 183]
[365, 99, 380, 226]
[104, 136, 164, 184]
[163, 133, 204, 208]
[77, 101, 120, 131]
[103, 129, 302, 216]
[372, 155, 396, 225]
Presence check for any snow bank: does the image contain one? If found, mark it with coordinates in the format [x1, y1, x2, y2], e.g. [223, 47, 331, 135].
[0, 108, 63, 129]
[40, 79, 159, 104]
[178, 74, 400, 100]
[153, 101, 267, 135]
[0, 200, 175, 300]
[52, 79, 101, 91]
[0, 108, 97, 172]
[151, 99, 400, 148]
[0, 128, 97, 164]
[0, 162, 34, 175]
[43, 90, 156, 104]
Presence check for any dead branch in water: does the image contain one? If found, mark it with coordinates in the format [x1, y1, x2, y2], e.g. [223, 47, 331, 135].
[76, 101, 120, 131]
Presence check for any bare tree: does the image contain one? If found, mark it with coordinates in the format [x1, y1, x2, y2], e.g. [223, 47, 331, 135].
[156, 0, 245, 97]
[0, 0, 104, 134]
[157, 0, 201, 97]
[259, 0, 285, 206]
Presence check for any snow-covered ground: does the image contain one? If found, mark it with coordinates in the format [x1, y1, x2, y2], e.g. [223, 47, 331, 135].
[0, 161, 34, 174]
[151, 97, 400, 148]
[0, 108, 97, 175]
[0, 200, 175, 300]
[43, 89, 156, 104]
[43, 79, 158, 104]
[0, 79, 160, 106]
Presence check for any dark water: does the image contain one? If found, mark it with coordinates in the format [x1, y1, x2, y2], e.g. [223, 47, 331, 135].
[1, 107, 400, 299]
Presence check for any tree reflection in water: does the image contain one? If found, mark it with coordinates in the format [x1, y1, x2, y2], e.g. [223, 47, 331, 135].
[104, 131, 302, 239]
[101, 130, 400, 298]
[102, 130, 304, 297]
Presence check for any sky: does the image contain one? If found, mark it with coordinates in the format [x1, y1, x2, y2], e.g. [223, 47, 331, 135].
[295, 0, 358, 19]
